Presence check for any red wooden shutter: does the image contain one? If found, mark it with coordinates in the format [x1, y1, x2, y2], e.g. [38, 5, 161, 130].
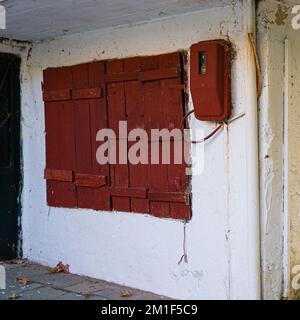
[106, 59, 131, 212]
[43, 52, 191, 220]
[124, 57, 150, 214]
[72, 62, 109, 210]
[43, 67, 77, 208]
[139, 52, 190, 220]
[105, 52, 190, 219]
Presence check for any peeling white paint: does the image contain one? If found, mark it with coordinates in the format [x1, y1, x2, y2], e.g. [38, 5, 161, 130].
[257, 0, 300, 300]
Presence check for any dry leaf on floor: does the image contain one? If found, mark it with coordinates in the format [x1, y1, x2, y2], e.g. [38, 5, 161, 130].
[120, 290, 133, 298]
[48, 262, 70, 274]
[17, 277, 30, 286]
[8, 293, 19, 300]
[8, 259, 25, 265]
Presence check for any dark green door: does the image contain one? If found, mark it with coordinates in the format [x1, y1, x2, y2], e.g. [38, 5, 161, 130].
[0, 54, 21, 260]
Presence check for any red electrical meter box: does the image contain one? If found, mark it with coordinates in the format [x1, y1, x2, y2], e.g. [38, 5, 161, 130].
[190, 40, 231, 121]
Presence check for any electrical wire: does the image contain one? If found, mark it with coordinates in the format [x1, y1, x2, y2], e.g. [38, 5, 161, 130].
[181, 109, 195, 129]
[178, 220, 188, 265]
[178, 110, 245, 262]
[181, 109, 224, 144]
[191, 123, 224, 144]
[248, 33, 262, 100]
[182, 110, 246, 144]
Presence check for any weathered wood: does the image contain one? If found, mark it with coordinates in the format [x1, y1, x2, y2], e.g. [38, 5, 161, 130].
[72, 87, 102, 99]
[44, 168, 73, 182]
[43, 89, 71, 102]
[75, 173, 106, 188]
[139, 67, 180, 82]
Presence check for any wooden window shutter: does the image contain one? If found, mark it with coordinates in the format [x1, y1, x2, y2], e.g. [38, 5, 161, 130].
[105, 53, 191, 219]
[106, 57, 149, 213]
[43, 67, 77, 208]
[72, 62, 110, 210]
[139, 52, 191, 220]
[106, 59, 131, 212]
[43, 52, 191, 220]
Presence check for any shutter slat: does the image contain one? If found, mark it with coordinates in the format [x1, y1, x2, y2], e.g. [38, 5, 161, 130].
[140, 55, 171, 218]
[105, 71, 139, 83]
[139, 67, 180, 82]
[109, 187, 147, 199]
[148, 192, 189, 204]
[106, 59, 131, 212]
[73, 87, 102, 100]
[43, 89, 71, 102]
[44, 169, 73, 182]
[72, 63, 94, 208]
[75, 173, 106, 188]
[88, 61, 111, 210]
[124, 57, 150, 213]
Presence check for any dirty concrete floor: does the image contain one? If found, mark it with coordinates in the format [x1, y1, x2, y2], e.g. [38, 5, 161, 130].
[0, 261, 168, 300]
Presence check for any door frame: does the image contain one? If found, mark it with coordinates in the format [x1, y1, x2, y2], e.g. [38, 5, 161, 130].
[0, 52, 21, 260]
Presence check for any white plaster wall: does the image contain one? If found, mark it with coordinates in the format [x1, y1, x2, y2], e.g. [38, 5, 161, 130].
[257, 0, 300, 300]
[257, 0, 286, 300]
[287, 34, 300, 299]
[20, 2, 256, 299]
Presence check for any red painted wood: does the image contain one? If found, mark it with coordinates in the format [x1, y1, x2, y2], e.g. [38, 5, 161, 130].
[72, 87, 102, 100]
[106, 59, 130, 212]
[43, 52, 191, 219]
[44, 67, 77, 208]
[72, 63, 94, 209]
[109, 187, 147, 198]
[190, 40, 231, 121]
[140, 55, 170, 218]
[168, 84, 185, 90]
[158, 52, 191, 219]
[88, 61, 111, 210]
[75, 173, 106, 188]
[148, 191, 188, 203]
[124, 57, 149, 213]
[44, 169, 73, 182]
[43, 89, 71, 102]
[105, 71, 139, 83]
[139, 67, 180, 82]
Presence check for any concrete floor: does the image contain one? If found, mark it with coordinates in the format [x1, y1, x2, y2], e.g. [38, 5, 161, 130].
[0, 261, 168, 300]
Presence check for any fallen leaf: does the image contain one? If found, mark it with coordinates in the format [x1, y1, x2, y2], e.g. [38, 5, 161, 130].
[120, 290, 133, 298]
[48, 262, 70, 274]
[8, 259, 25, 265]
[17, 277, 30, 286]
[8, 293, 19, 300]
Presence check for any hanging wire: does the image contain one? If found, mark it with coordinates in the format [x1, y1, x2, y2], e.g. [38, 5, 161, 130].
[248, 33, 262, 100]
[178, 220, 188, 265]
[181, 109, 195, 129]
[178, 108, 246, 264]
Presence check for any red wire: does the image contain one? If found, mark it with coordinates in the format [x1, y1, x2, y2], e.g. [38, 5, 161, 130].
[181, 109, 195, 129]
[181, 109, 224, 144]
[191, 123, 223, 144]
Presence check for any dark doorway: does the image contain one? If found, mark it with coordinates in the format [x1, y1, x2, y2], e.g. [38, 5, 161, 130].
[0, 53, 21, 260]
